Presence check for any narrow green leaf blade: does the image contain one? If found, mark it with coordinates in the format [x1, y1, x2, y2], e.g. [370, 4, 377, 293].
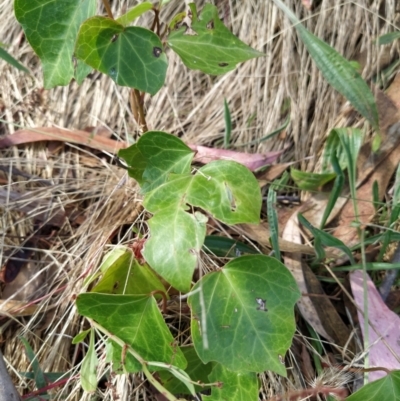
[272, 0, 379, 131]
[76, 293, 187, 369]
[189, 255, 300, 375]
[291, 169, 336, 191]
[298, 213, 355, 264]
[116, 2, 153, 26]
[267, 188, 280, 260]
[203, 235, 259, 257]
[14, 0, 96, 88]
[204, 364, 258, 401]
[75, 17, 168, 95]
[80, 329, 98, 393]
[72, 329, 91, 344]
[168, 4, 264, 75]
[224, 98, 232, 149]
[20, 337, 47, 392]
[0, 46, 29, 73]
[378, 32, 400, 46]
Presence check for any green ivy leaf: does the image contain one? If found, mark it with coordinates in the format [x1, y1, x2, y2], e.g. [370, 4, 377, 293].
[158, 346, 213, 394]
[168, 4, 264, 75]
[189, 255, 300, 375]
[75, 17, 168, 95]
[118, 131, 194, 192]
[204, 364, 258, 401]
[14, 0, 96, 88]
[188, 161, 261, 225]
[143, 160, 261, 292]
[91, 248, 167, 298]
[143, 205, 208, 293]
[346, 370, 400, 401]
[76, 293, 187, 369]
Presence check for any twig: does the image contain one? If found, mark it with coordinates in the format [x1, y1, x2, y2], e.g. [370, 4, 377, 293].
[131, 89, 149, 133]
[102, 0, 114, 19]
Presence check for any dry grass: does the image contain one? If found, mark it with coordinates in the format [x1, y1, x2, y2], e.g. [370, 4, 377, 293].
[1, 0, 400, 399]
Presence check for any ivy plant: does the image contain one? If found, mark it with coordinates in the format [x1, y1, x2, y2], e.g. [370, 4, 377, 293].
[14, 1, 301, 400]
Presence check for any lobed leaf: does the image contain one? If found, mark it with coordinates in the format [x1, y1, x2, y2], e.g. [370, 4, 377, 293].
[143, 159, 261, 291]
[76, 293, 187, 369]
[345, 369, 400, 400]
[75, 17, 168, 95]
[168, 4, 264, 75]
[189, 255, 300, 375]
[118, 131, 194, 192]
[14, 0, 96, 88]
[91, 248, 167, 298]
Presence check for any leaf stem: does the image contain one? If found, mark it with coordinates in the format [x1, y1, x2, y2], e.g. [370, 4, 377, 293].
[150, 290, 168, 313]
[102, 0, 114, 19]
[89, 319, 179, 401]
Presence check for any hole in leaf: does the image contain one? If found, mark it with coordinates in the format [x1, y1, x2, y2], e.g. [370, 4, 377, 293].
[206, 20, 214, 30]
[256, 298, 267, 312]
[219, 62, 229, 67]
[153, 47, 162, 57]
[111, 34, 119, 43]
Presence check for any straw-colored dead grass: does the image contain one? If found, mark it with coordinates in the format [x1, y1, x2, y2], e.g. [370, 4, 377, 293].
[1, 0, 400, 399]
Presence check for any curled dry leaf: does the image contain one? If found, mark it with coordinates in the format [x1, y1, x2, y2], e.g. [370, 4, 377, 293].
[350, 270, 400, 381]
[0, 127, 126, 154]
[0, 127, 285, 171]
[282, 212, 333, 341]
[282, 210, 353, 348]
[189, 144, 285, 171]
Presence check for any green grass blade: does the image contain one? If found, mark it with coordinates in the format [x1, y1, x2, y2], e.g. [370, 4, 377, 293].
[267, 188, 280, 260]
[272, 0, 379, 131]
[333, 262, 400, 272]
[223, 98, 232, 149]
[298, 213, 355, 264]
[237, 114, 290, 147]
[377, 32, 400, 46]
[20, 337, 48, 391]
[320, 152, 344, 229]
[0, 46, 29, 73]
